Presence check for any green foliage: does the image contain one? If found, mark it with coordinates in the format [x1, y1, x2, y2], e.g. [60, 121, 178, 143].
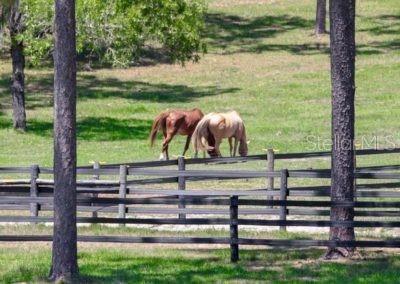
[19, 0, 207, 67]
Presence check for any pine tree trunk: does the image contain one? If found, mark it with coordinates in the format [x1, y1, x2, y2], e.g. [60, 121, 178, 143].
[9, 0, 26, 131]
[326, 0, 356, 259]
[1, 6, 4, 50]
[49, 0, 79, 281]
[315, 0, 326, 35]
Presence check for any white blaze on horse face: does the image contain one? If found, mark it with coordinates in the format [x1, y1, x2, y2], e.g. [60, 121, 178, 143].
[159, 153, 166, 161]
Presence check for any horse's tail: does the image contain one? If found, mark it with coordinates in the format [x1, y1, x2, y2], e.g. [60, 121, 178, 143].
[238, 122, 248, 156]
[192, 116, 212, 151]
[149, 111, 169, 147]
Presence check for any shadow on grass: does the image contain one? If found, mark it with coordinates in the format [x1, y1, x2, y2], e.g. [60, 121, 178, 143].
[77, 74, 238, 103]
[0, 73, 239, 138]
[77, 248, 400, 283]
[356, 14, 400, 55]
[1, 247, 400, 283]
[205, 12, 400, 56]
[78, 249, 296, 283]
[0, 73, 239, 109]
[360, 14, 400, 36]
[205, 13, 314, 54]
[27, 117, 153, 141]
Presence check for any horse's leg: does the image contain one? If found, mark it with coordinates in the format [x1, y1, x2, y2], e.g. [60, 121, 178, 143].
[215, 138, 222, 157]
[183, 135, 191, 157]
[233, 137, 239, 157]
[165, 143, 170, 160]
[159, 130, 168, 160]
[162, 134, 174, 160]
[162, 125, 181, 160]
[228, 137, 233, 157]
[161, 138, 171, 160]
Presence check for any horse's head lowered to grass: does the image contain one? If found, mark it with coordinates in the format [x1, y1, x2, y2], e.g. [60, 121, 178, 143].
[192, 110, 248, 158]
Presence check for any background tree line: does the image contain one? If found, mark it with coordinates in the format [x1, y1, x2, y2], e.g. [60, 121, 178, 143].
[0, 0, 207, 131]
[2, 0, 207, 67]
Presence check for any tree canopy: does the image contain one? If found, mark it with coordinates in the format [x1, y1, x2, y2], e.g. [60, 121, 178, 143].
[8, 0, 207, 67]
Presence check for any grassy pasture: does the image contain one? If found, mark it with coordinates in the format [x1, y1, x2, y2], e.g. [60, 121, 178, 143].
[0, 0, 400, 282]
[0, 0, 399, 167]
[1, 242, 400, 283]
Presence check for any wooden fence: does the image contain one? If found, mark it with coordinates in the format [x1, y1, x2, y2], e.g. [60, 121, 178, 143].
[1, 148, 400, 262]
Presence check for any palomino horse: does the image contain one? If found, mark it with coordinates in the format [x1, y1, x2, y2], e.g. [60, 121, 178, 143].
[149, 108, 204, 160]
[192, 111, 248, 158]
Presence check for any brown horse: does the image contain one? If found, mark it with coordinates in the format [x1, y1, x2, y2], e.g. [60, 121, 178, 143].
[149, 108, 204, 160]
[192, 111, 248, 158]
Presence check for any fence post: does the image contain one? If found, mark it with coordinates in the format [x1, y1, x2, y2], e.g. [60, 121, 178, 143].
[178, 156, 186, 219]
[119, 165, 127, 225]
[279, 169, 288, 231]
[230, 195, 239, 262]
[267, 149, 275, 208]
[353, 145, 357, 202]
[30, 164, 39, 218]
[92, 161, 100, 218]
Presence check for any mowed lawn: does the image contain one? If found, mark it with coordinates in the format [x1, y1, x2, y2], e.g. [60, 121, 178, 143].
[0, 0, 400, 283]
[1, 243, 400, 283]
[0, 0, 399, 167]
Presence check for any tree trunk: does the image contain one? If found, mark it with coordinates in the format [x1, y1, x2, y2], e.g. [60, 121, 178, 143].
[49, 0, 79, 282]
[1, 6, 4, 50]
[9, 0, 26, 131]
[326, 0, 356, 259]
[315, 0, 326, 35]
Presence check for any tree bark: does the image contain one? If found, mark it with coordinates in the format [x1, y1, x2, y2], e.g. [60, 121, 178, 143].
[9, 0, 26, 131]
[49, 0, 79, 281]
[326, 0, 356, 259]
[315, 0, 326, 35]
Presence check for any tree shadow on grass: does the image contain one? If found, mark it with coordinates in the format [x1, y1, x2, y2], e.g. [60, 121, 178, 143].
[77, 248, 400, 283]
[0, 73, 239, 111]
[359, 15, 400, 36]
[205, 12, 400, 56]
[0, 74, 55, 110]
[28, 117, 153, 141]
[0, 112, 10, 128]
[0, 73, 239, 135]
[77, 74, 239, 103]
[355, 14, 400, 55]
[78, 249, 283, 283]
[205, 13, 314, 55]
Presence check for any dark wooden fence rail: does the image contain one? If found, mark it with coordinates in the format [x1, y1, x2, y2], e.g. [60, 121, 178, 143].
[1, 167, 400, 220]
[2, 147, 400, 174]
[1, 148, 400, 262]
[0, 190, 399, 261]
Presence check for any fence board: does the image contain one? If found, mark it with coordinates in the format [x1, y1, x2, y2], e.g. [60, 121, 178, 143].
[3, 196, 400, 208]
[1, 235, 399, 248]
[237, 239, 400, 248]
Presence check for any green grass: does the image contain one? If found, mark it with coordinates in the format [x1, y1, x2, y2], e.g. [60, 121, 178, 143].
[0, 0, 399, 167]
[0, 0, 400, 282]
[1, 245, 399, 283]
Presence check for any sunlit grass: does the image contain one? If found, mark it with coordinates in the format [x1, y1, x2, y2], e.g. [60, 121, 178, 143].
[0, 244, 399, 283]
[0, 1, 399, 281]
[0, 0, 399, 168]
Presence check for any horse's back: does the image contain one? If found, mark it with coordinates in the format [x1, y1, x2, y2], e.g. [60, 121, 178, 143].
[164, 108, 203, 135]
[207, 112, 241, 138]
